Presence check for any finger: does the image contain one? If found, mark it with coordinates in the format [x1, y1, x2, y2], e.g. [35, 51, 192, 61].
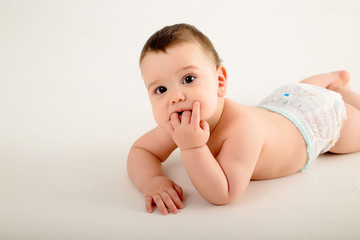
[181, 111, 191, 124]
[167, 188, 184, 209]
[153, 194, 168, 215]
[166, 121, 174, 133]
[145, 196, 154, 213]
[200, 120, 209, 132]
[160, 192, 179, 214]
[170, 113, 181, 127]
[174, 184, 184, 201]
[191, 101, 201, 127]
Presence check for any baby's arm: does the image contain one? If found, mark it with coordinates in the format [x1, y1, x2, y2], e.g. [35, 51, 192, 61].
[127, 126, 183, 215]
[183, 128, 262, 204]
[167, 102, 263, 204]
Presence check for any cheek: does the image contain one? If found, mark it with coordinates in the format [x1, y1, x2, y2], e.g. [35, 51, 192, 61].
[196, 92, 218, 119]
[151, 104, 167, 126]
[151, 106, 161, 123]
[202, 100, 218, 119]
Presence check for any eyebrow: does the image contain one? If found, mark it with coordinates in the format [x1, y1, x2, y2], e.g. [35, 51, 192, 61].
[146, 65, 199, 90]
[146, 79, 161, 90]
[177, 65, 199, 74]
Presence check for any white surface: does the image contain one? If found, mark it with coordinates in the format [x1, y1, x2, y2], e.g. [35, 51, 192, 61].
[1, 0, 360, 239]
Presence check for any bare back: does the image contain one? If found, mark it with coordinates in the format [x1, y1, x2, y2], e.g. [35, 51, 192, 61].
[207, 99, 308, 180]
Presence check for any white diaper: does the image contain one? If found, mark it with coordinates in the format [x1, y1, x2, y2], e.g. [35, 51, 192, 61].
[257, 83, 347, 170]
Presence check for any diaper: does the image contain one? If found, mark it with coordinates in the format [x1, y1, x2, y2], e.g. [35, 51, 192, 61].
[257, 83, 347, 170]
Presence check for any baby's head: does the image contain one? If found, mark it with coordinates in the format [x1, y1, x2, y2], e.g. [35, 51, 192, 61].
[140, 23, 222, 68]
[140, 24, 227, 127]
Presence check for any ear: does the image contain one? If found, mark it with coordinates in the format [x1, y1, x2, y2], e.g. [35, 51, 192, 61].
[217, 65, 227, 97]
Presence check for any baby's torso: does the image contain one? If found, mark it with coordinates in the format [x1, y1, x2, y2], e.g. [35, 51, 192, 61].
[250, 106, 308, 179]
[207, 99, 308, 180]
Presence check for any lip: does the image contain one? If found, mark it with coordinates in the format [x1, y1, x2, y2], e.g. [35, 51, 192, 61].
[170, 108, 192, 120]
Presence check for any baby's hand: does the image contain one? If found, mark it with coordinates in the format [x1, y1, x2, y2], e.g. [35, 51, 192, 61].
[166, 101, 210, 151]
[142, 176, 184, 215]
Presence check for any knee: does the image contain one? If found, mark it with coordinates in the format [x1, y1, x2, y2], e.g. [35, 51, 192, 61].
[327, 83, 341, 92]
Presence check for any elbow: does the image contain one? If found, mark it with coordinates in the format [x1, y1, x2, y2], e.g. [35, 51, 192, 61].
[206, 194, 234, 206]
[210, 199, 231, 206]
[205, 189, 243, 206]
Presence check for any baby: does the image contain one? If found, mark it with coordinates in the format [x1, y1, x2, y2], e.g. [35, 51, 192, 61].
[127, 23, 360, 215]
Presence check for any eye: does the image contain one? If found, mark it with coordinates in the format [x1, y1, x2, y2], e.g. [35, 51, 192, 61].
[183, 75, 195, 84]
[155, 86, 167, 94]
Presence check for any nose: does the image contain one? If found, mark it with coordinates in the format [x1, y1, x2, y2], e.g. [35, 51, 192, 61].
[170, 89, 185, 104]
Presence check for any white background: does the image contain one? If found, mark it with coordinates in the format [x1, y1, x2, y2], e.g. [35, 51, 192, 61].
[1, 0, 360, 239]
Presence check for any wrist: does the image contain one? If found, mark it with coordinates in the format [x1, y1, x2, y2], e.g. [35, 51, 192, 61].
[180, 144, 207, 153]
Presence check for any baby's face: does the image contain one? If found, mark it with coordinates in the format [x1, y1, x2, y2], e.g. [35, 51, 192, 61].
[140, 42, 224, 127]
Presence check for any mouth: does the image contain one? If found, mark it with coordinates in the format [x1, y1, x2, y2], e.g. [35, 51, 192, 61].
[178, 111, 184, 120]
[171, 109, 192, 121]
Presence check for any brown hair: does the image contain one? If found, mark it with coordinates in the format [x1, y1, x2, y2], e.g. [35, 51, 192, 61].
[140, 23, 222, 67]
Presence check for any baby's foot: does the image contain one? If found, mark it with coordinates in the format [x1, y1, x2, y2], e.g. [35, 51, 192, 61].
[329, 70, 350, 89]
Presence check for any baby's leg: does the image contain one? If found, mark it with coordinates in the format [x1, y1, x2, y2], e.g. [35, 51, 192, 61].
[329, 103, 360, 154]
[328, 84, 360, 153]
[328, 84, 360, 110]
[300, 71, 360, 154]
[300, 71, 350, 89]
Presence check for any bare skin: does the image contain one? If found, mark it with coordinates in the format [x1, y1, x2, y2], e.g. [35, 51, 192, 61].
[127, 42, 360, 215]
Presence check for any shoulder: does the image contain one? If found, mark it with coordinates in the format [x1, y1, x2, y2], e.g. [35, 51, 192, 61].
[214, 102, 265, 192]
[222, 99, 265, 135]
[217, 100, 265, 159]
[132, 125, 177, 162]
